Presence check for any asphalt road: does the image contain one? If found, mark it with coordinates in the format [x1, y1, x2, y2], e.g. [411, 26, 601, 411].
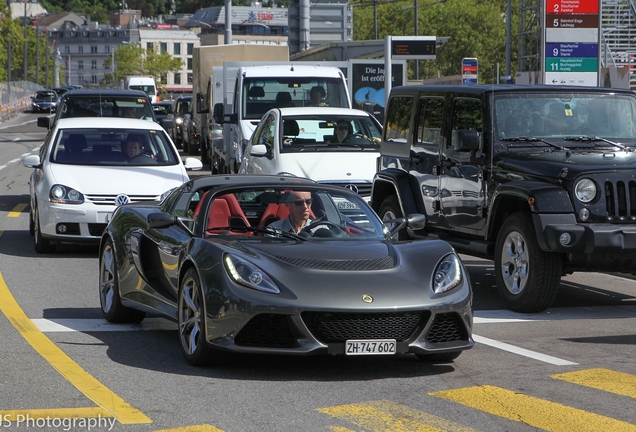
[0, 113, 635, 432]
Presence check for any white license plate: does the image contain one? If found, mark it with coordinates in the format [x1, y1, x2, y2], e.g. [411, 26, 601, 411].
[345, 339, 396, 355]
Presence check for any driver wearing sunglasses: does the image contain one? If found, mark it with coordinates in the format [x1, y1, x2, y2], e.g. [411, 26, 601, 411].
[331, 120, 352, 143]
[268, 191, 313, 234]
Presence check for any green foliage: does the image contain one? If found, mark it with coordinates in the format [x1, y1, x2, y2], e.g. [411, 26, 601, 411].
[103, 43, 183, 86]
[0, 3, 57, 85]
[352, 0, 518, 83]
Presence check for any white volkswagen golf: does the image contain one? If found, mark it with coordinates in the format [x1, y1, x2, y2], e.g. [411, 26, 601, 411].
[23, 117, 203, 253]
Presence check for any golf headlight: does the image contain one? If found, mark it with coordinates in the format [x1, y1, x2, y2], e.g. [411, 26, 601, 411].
[50, 184, 84, 204]
[575, 178, 597, 203]
[432, 253, 463, 294]
[223, 254, 280, 294]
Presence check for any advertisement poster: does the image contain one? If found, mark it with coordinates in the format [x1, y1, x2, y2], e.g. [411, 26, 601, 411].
[350, 61, 405, 124]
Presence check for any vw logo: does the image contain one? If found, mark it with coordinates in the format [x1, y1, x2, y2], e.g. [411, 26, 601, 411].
[115, 194, 130, 206]
[362, 294, 373, 303]
[345, 184, 359, 194]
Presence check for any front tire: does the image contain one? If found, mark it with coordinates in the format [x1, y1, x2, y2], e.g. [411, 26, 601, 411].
[34, 206, 55, 254]
[494, 212, 562, 313]
[178, 268, 222, 366]
[99, 239, 146, 323]
[378, 195, 409, 240]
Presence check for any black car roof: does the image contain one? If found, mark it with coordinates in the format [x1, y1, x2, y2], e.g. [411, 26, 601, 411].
[188, 175, 317, 190]
[61, 89, 150, 99]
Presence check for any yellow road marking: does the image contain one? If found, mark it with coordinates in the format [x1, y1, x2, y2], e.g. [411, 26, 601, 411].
[318, 400, 479, 432]
[0, 271, 151, 424]
[551, 368, 636, 399]
[430, 385, 636, 432]
[8, 203, 28, 217]
[0, 407, 111, 421]
[154, 426, 224, 432]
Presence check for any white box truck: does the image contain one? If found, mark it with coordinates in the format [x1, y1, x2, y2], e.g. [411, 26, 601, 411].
[125, 76, 159, 103]
[188, 45, 290, 164]
[205, 62, 351, 173]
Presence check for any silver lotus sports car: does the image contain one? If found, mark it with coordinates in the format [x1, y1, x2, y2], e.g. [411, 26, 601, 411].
[99, 175, 473, 366]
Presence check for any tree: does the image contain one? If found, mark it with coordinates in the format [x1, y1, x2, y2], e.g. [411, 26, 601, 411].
[352, 0, 518, 83]
[102, 43, 182, 87]
[0, 3, 57, 85]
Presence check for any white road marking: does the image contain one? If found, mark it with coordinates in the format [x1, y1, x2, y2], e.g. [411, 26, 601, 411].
[474, 305, 636, 323]
[472, 334, 578, 366]
[32, 318, 176, 332]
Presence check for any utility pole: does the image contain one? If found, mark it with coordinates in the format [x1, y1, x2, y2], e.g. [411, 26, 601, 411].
[23, 0, 27, 81]
[35, 18, 39, 86]
[6, 0, 12, 97]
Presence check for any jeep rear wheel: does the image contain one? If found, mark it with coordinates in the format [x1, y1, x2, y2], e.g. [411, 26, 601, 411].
[378, 196, 409, 241]
[495, 212, 561, 313]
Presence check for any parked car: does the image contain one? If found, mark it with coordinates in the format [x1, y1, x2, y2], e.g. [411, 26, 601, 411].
[30, 90, 59, 113]
[22, 117, 203, 253]
[170, 95, 192, 149]
[98, 174, 473, 366]
[372, 83, 636, 313]
[37, 89, 173, 131]
[239, 107, 382, 197]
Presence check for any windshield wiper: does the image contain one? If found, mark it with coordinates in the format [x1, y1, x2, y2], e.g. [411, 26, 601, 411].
[501, 137, 568, 151]
[207, 226, 306, 241]
[563, 136, 631, 152]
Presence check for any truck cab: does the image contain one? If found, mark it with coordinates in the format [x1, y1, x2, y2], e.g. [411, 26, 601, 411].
[204, 64, 351, 174]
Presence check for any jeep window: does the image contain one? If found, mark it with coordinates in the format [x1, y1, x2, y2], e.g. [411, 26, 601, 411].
[416, 97, 444, 147]
[451, 98, 483, 150]
[385, 96, 413, 143]
[495, 94, 636, 140]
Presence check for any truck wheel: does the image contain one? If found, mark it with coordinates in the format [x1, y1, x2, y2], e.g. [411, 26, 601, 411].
[494, 212, 562, 313]
[378, 196, 409, 240]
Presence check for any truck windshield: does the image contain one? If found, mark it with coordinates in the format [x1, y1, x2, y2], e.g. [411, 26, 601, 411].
[243, 78, 349, 120]
[495, 93, 636, 140]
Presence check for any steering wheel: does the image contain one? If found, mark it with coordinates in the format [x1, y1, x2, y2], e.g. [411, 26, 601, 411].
[342, 133, 365, 143]
[301, 220, 345, 237]
[128, 154, 158, 164]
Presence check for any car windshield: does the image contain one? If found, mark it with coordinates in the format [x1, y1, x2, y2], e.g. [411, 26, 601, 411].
[191, 186, 386, 241]
[35, 91, 57, 100]
[256, 114, 382, 150]
[51, 128, 180, 166]
[58, 95, 155, 121]
[495, 93, 636, 140]
[242, 77, 349, 120]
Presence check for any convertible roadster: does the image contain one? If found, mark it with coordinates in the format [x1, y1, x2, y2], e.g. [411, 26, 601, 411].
[99, 175, 473, 366]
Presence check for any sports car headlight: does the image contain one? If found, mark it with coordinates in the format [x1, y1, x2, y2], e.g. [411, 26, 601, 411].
[575, 178, 597, 203]
[50, 184, 84, 204]
[432, 253, 463, 294]
[223, 254, 280, 294]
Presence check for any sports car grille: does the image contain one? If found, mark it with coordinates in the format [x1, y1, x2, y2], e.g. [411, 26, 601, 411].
[272, 255, 396, 271]
[234, 314, 297, 348]
[84, 194, 161, 206]
[302, 311, 429, 343]
[426, 313, 469, 343]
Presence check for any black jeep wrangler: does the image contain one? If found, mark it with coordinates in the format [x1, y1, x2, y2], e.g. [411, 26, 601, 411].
[371, 84, 636, 313]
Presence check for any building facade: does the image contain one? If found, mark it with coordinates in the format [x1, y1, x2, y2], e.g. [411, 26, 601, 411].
[44, 11, 198, 93]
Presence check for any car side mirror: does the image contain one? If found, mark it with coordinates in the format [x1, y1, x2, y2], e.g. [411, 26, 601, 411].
[454, 129, 480, 151]
[37, 116, 52, 129]
[147, 212, 177, 229]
